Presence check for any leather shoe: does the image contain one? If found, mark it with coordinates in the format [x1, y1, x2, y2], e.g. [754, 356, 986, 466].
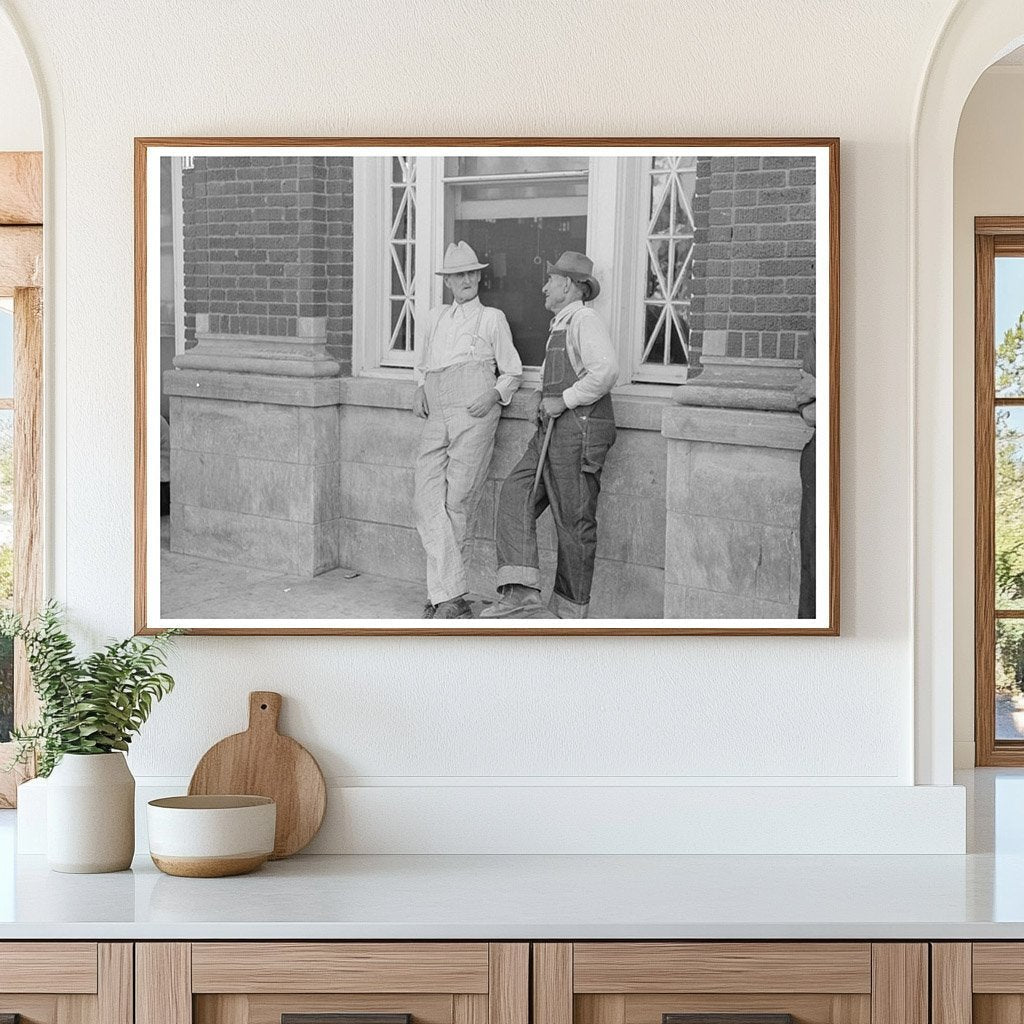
[432, 596, 473, 619]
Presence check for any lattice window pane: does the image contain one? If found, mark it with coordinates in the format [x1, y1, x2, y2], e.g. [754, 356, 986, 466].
[642, 156, 696, 368]
[389, 156, 417, 353]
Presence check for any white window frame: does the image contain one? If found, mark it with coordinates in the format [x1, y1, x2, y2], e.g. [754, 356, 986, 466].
[353, 154, 689, 387]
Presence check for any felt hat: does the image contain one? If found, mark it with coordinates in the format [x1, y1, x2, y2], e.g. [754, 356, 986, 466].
[436, 241, 488, 275]
[546, 251, 600, 300]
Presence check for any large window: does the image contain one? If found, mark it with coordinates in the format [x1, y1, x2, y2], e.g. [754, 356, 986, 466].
[642, 156, 696, 371]
[354, 154, 691, 385]
[976, 221, 1024, 764]
[444, 155, 589, 367]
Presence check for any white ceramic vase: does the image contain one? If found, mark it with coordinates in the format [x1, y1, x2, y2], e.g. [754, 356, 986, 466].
[46, 752, 135, 873]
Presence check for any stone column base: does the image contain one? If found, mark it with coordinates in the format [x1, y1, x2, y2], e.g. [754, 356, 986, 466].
[164, 368, 343, 578]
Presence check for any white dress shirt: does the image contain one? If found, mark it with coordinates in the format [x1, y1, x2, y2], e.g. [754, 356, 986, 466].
[414, 297, 523, 406]
[545, 300, 619, 408]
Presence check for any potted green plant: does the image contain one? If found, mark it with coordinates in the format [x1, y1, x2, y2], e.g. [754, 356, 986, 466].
[1, 602, 180, 873]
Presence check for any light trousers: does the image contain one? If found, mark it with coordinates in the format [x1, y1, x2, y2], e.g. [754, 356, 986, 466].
[414, 361, 501, 604]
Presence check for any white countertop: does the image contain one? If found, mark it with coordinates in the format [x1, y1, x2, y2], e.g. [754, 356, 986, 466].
[2, 769, 1023, 941]
[1, 849, 1023, 940]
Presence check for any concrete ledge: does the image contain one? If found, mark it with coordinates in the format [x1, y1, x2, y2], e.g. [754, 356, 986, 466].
[165, 369, 343, 407]
[173, 325, 340, 377]
[663, 405, 812, 449]
[673, 384, 801, 411]
[339, 376, 675, 431]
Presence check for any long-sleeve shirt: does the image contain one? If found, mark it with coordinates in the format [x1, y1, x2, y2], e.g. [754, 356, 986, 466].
[544, 300, 619, 408]
[414, 297, 523, 406]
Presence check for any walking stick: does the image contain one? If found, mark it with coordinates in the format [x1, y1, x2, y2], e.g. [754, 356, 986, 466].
[532, 415, 556, 500]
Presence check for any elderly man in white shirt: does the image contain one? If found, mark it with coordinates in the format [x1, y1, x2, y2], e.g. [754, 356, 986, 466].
[481, 251, 617, 620]
[413, 241, 523, 619]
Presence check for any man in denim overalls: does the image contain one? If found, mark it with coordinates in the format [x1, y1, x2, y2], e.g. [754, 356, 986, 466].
[481, 252, 617, 620]
[413, 242, 523, 619]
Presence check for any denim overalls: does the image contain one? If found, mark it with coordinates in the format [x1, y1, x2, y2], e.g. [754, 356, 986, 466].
[493, 309, 616, 618]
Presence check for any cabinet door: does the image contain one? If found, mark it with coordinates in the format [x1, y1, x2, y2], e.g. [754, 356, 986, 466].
[943, 943, 1024, 1024]
[533, 944, 928, 1024]
[137, 943, 528, 1024]
[0, 943, 131, 1024]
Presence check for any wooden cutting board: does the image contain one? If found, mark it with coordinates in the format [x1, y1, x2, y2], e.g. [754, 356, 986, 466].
[188, 691, 326, 859]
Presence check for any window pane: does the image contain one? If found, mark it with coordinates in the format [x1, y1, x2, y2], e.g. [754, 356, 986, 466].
[0, 409, 12, 743]
[0, 304, 13, 398]
[997, 407, 1024, 609]
[388, 157, 416, 354]
[643, 157, 696, 368]
[996, 256, 1024, 397]
[997, 620, 1024, 740]
[449, 161, 588, 366]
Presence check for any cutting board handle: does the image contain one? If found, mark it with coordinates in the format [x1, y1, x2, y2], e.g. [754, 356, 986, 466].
[248, 691, 282, 734]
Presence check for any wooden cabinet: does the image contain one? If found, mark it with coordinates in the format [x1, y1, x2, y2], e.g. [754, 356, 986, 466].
[0, 943, 132, 1024]
[932, 943, 1023, 1024]
[0, 938, 948, 1024]
[532, 943, 928, 1024]
[136, 944, 528, 1024]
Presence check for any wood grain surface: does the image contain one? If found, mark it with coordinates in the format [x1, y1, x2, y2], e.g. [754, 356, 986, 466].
[0, 943, 97, 993]
[188, 691, 326, 858]
[931, 944, 971, 1024]
[870, 945, 927, 1024]
[489, 944, 529, 1024]
[0, 226, 41, 295]
[534, 944, 572, 1024]
[973, 943, 1024, 991]
[573, 943, 871, 994]
[98, 945, 133, 1024]
[0, 153, 42, 225]
[625, 994, 867, 1024]
[136, 943, 192, 1024]
[191, 942, 489, 994]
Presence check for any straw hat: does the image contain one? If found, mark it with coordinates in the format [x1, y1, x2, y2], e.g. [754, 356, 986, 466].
[435, 241, 489, 275]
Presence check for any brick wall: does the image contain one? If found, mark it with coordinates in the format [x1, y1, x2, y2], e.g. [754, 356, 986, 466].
[689, 155, 816, 367]
[182, 155, 353, 369]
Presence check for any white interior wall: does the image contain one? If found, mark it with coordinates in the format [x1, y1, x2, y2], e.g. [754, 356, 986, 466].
[0, 10, 39, 151]
[0, 0, 979, 853]
[952, 64, 1024, 768]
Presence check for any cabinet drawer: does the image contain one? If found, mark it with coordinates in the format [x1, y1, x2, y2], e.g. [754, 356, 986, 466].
[534, 943, 926, 1024]
[0, 943, 130, 1024]
[139, 942, 528, 1024]
[0, 942, 98, 994]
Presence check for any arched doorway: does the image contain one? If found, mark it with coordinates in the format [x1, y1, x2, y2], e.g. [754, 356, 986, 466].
[913, 1, 1024, 785]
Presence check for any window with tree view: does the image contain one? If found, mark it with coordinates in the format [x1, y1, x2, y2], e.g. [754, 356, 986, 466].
[0, 302, 14, 744]
[993, 256, 1024, 741]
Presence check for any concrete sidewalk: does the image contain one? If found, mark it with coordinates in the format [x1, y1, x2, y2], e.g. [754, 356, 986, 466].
[160, 516, 493, 620]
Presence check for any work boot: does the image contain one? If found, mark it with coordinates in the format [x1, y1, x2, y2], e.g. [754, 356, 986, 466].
[432, 596, 473, 619]
[478, 584, 549, 618]
[422, 602, 436, 619]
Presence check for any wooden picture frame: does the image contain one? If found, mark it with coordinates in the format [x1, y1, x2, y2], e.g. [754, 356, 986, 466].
[135, 137, 839, 636]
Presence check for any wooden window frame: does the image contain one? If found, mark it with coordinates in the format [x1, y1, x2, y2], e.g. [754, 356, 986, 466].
[0, 151, 44, 806]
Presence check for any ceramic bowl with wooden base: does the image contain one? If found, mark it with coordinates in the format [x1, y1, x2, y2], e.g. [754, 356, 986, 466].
[147, 795, 276, 877]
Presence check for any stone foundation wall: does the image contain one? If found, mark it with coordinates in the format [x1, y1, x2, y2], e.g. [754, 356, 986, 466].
[165, 373, 343, 577]
[334, 380, 669, 617]
[662, 403, 812, 618]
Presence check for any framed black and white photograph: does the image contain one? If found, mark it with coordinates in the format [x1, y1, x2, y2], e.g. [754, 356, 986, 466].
[135, 137, 839, 635]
